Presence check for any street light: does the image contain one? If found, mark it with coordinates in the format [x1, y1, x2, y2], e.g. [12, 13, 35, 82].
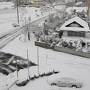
[27, 49, 30, 80]
[16, 0, 20, 24]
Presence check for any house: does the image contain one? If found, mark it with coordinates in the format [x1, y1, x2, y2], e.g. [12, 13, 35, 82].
[60, 16, 90, 38]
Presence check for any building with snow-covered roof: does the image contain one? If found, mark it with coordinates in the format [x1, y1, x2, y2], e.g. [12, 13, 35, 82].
[66, 6, 88, 15]
[60, 16, 90, 38]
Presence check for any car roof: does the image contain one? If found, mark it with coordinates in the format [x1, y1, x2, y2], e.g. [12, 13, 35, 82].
[55, 77, 78, 83]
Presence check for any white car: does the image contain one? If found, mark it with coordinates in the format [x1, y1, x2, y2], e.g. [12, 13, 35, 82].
[49, 77, 83, 88]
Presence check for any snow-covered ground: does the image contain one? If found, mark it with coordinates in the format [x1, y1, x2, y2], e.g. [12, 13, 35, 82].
[0, 34, 90, 90]
[0, 2, 90, 90]
[0, 2, 14, 10]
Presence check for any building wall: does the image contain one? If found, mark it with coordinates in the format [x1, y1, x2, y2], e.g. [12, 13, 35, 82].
[63, 31, 68, 37]
[63, 31, 90, 38]
[86, 32, 90, 38]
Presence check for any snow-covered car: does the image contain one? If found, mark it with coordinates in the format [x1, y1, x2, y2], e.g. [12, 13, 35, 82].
[49, 77, 83, 88]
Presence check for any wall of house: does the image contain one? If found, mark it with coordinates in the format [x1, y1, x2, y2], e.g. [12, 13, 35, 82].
[62, 31, 90, 38]
[63, 31, 68, 37]
[86, 32, 90, 38]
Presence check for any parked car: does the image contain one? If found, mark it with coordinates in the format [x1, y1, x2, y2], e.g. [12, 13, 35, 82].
[49, 77, 83, 88]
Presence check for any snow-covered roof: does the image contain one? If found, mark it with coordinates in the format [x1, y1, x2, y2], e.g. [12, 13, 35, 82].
[60, 16, 90, 31]
[66, 7, 88, 14]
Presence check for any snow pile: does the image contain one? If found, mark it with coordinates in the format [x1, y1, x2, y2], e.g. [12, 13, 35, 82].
[29, 66, 55, 76]
[17, 69, 29, 84]
[16, 65, 58, 84]
[29, 66, 38, 78]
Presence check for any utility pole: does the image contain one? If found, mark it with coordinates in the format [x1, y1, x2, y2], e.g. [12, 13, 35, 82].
[16, 60, 18, 80]
[27, 49, 30, 80]
[37, 46, 39, 75]
[16, 0, 20, 24]
[28, 17, 31, 41]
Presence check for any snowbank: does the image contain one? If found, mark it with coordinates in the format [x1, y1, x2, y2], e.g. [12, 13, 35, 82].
[17, 69, 29, 84]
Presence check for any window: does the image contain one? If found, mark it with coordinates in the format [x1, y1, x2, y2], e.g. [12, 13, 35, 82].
[68, 31, 85, 37]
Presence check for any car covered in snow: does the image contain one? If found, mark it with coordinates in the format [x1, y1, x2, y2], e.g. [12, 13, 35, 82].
[48, 77, 83, 88]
